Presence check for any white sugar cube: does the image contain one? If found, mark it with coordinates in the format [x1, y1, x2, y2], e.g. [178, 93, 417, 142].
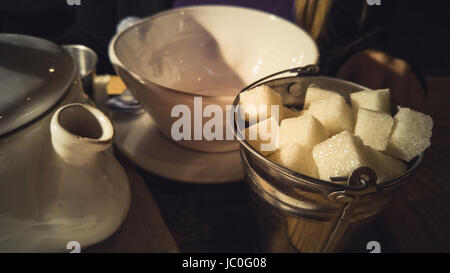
[354, 108, 394, 151]
[279, 115, 328, 149]
[312, 130, 409, 182]
[308, 96, 354, 136]
[350, 89, 391, 113]
[269, 143, 319, 178]
[304, 86, 344, 109]
[245, 116, 279, 156]
[386, 107, 433, 161]
[239, 85, 282, 122]
[365, 147, 407, 183]
[280, 106, 301, 121]
[312, 131, 368, 181]
[299, 110, 308, 116]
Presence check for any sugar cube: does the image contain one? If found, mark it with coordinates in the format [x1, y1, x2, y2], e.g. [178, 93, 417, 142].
[354, 108, 394, 151]
[312, 131, 369, 181]
[279, 115, 328, 149]
[304, 86, 344, 109]
[239, 85, 282, 122]
[280, 106, 302, 121]
[245, 116, 279, 156]
[299, 110, 308, 116]
[386, 107, 433, 161]
[365, 147, 407, 183]
[312, 130, 409, 182]
[308, 96, 354, 136]
[350, 89, 391, 113]
[268, 143, 319, 178]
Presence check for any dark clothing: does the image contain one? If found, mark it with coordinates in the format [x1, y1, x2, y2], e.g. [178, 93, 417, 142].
[1, 0, 449, 77]
[173, 0, 450, 78]
[317, 0, 450, 78]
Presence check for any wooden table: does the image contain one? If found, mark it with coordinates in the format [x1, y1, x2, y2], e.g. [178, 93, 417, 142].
[89, 77, 450, 253]
[380, 77, 450, 252]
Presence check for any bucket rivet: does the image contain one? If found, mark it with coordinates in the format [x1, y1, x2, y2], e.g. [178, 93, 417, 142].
[328, 192, 354, 203]
[288, 83, 303, 96]
[335, 194, 354, 203]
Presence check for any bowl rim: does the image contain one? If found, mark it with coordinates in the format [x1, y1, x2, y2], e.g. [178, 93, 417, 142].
[232, 75, 425, 190]
[108, 4, 319, 98]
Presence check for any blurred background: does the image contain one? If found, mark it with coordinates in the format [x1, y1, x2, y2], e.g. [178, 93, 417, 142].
[0, 0, 449, 76]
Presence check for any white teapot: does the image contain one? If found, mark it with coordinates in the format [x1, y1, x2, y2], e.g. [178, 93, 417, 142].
[0, 34, 130, 252]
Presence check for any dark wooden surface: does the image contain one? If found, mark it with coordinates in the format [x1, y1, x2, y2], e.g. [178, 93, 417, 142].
[380, 78, 450, 252]
[91, 77, 450, 252]
[87, 152, 179, 253]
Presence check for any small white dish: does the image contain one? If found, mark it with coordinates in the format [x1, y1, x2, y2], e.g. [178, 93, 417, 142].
[112, 110, 244, 184]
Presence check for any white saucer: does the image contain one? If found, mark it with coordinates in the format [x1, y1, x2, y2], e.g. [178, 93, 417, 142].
[112, 110, 244, 184]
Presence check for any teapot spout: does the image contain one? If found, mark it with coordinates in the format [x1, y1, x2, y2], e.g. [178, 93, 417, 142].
[50, 103, 114, 166]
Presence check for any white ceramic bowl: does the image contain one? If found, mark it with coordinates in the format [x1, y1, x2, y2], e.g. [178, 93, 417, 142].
[109, 5, 318, 152]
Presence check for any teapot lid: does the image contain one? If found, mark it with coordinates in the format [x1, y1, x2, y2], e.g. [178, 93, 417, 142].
[0, 34, 76, 136]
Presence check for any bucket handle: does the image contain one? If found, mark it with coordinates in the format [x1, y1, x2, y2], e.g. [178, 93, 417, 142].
[324, 167, 378, 252]
[240, 64, 320, 93]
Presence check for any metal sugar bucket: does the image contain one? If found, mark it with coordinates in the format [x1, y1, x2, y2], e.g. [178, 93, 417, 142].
[232, 66, 424, 252]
